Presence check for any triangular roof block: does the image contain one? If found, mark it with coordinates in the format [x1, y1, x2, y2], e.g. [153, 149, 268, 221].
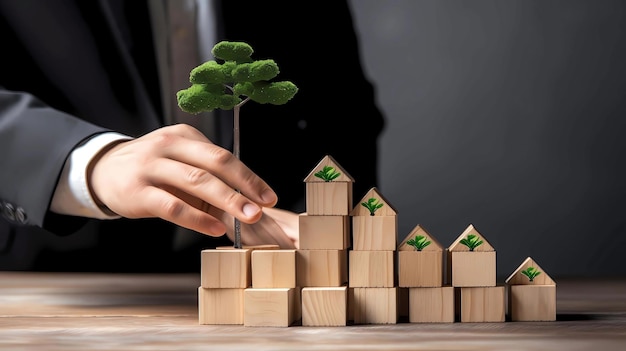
[350, 187, 397, 216]
[397, 224, 443, 251]
[303, 155, 354, 183]
[448, 224, 495, 252]
[505, 257, 556, 285]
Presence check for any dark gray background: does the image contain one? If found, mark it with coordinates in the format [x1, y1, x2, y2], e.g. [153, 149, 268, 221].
[349, 0, 626, 278]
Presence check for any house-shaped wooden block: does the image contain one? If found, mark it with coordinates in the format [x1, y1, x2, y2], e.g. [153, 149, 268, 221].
[350, 187, 398, 251]
[447, 224, 496, 287]
[397, 224, 444, 287]
[505, 257, 556, 321]
[303, 155, 354, 216]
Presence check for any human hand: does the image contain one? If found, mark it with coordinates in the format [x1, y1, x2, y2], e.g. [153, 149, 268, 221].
[88, 124, 278, 237]
[222, 207, 300, 249]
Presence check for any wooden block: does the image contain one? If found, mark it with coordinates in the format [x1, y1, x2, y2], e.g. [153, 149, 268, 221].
[352, 215, 397, 251]
[408, 286, 454, 323]
[296, 249, 347, 287]
[305, 182, 352, 216]
[352, 287, 398, 324]
[301, 287, 347, 326]
[298, 214, 350, 250]
[460, 286, 506, 322]
[450, 251, 496, 287]
[198, 287, 244, 325]
[398, 250, 443, 287]
[251, 249, 296, 288]
[201, 249, 251, 288]
[349, 250, 395, 288]
[508, 285, 556, 321]
[244, 288, 297, 327]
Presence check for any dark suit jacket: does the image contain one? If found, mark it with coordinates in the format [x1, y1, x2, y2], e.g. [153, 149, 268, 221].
[0, 0, 384, 271]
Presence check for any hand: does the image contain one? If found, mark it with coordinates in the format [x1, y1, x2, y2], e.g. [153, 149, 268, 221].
[88, 124, 278, 237]
[223, 207, 300, 249]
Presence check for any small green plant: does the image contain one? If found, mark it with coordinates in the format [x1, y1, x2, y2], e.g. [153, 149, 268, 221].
[314, 166, 341, 182]
[361, 197, 384, 216]
[521, 267, 542, 282]
[459, 234, 484, 251]
[406, 235, 431, 251]
[176, 41, 298, 249]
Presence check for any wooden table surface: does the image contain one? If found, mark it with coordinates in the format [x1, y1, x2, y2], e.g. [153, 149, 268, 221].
[1, 272, 625, 351]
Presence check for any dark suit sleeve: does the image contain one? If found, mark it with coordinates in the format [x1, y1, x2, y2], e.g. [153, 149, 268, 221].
[0, 88, 109, 233]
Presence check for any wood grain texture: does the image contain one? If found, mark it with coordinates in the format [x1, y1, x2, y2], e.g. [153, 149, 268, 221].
[1, 272, 626, 351]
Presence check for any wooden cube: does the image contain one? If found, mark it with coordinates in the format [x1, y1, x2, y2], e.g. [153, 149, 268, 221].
[201, 249, 251, 288]
[408, 286, 454, 323]
[460, 286, 506, 322]
[198, 287, 244, 325]
[299, 214, 350, 250]
[450, 251, 496, 287]
[244, 288, 297, 327]
[306, 182, 352, 216]
[349, 250, 395, 288]
[352, 287, 398, 324]
[398, 250, 443, 287]
[251, 249, 296, 288]
[352, 216, 397, 251]
[508, 285, 556, 321]
[301, 287, 348, 326]
[296, 249, 347, 287]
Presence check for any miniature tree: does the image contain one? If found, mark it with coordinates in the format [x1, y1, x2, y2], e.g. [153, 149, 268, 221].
[406, 235, 431, 251]
[459, 234, 484, 251]
[521, 267, 542, 282]
[177, 41, 298, 248]
[314, 166, 341, 182]
[360, 197, 384, 216]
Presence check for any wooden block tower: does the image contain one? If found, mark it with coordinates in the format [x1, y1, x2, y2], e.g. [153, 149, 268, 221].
[299, 155, 351, 327]
[244, 248, 300, 327]
[198, 244, 278, 325]
[349, 187, 398, 325]
[397, 224, 454, 323]
[505, 257, 556, 322]
[448, 224, 505, 322]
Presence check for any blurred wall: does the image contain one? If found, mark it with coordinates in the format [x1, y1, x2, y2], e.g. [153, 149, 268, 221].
[349, 0, 626, 277]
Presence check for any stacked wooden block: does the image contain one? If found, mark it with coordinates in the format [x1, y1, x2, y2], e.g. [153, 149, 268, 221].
[505, 257, 557, 321]
[348, 187, 399, 324]
[448, 224, 506, 322]
[198, 154, 557, 327]
[199, 245, 263, 325]
[397, 224, 454, 323]
[298, 155, 351, 326]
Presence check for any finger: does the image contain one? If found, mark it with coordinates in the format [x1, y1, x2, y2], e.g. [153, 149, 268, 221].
[146, 158, 264, 224]
[157, 135, 278, 207]
[140, 185, 227, 237]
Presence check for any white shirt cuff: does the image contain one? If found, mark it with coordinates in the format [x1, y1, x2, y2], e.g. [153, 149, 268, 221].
[50, 132, 133, 219]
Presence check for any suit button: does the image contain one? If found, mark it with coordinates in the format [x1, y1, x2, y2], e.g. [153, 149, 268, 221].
[2, 202, 16, 222]
[15, 207, 27, 224]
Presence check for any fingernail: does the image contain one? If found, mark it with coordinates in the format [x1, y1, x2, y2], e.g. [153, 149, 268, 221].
[243, 203, 261, 218]
[261, 189, 277, 204]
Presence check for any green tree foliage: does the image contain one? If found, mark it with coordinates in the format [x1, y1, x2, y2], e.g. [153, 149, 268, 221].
[177, 41, 298, 113]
